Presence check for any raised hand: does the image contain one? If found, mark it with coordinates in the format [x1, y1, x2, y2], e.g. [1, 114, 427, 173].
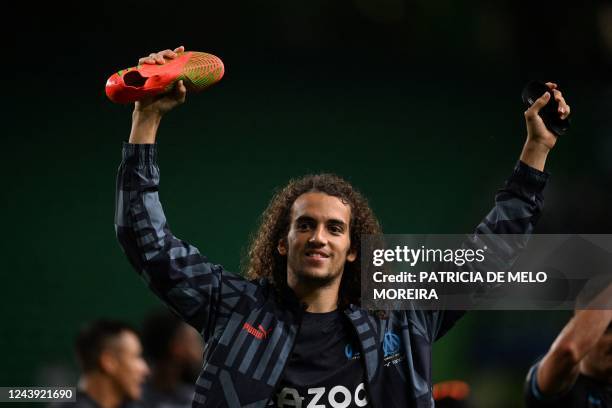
[134, 46, 187, 116]
[520, 82, 571, 171]
[524, 82, 571, 151]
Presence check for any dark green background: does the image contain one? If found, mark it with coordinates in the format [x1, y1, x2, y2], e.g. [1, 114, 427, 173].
[4, 1, 612, 406]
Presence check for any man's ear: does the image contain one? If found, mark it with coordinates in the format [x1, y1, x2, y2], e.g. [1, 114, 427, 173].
[347, 247, 357, 263]
[277, 238, 287, 256]
[99, 351, 117, 374]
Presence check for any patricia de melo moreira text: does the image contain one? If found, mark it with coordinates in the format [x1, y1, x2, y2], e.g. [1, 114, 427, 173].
[369, 247, 547, 300]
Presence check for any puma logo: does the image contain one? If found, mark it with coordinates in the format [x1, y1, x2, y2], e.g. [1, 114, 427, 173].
[242, 323, 273, 340]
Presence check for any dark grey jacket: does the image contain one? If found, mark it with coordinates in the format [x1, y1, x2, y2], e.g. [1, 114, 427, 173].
[115, 143, 548, 407]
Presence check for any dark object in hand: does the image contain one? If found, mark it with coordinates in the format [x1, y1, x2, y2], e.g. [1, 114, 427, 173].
[521, 81, 570, 137]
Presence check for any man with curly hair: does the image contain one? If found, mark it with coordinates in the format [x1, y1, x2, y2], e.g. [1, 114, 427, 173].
[115, 47, 571, 407]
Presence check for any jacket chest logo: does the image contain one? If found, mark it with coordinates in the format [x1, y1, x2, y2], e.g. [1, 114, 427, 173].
[243, 322, 272, 339]
[383, 332, 401, 356]
[383, 331, 405, 367]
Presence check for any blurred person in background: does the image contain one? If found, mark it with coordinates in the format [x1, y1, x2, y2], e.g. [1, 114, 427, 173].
[140, 309, 203, 408]
[525, 309, 612, 407]
[52, 319, 150, 408]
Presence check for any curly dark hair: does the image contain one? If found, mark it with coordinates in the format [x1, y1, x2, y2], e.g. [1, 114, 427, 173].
[244, 173, 382, 308]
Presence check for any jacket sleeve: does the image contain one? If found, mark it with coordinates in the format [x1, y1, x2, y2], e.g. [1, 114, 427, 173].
[523, 359, 567, 407]
[430, 160, 549, 340]
[114, 143, 254, 341]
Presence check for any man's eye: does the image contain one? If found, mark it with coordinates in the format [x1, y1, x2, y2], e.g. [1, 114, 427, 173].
[329, 225, 343, 234]
[297, 222, 311, 231]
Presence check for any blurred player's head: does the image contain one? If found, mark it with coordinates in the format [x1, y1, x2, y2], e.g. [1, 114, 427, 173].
[246, 174, 382, 307]
[581, 322, 612, 382]
[75, 319, 149, 400]
[141, 309, 203, 382]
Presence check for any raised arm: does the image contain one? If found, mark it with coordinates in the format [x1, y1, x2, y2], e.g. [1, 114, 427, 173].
[115, 47, 253, 341]
[429, 82, 571, 340]
[468, 84, 568, 238]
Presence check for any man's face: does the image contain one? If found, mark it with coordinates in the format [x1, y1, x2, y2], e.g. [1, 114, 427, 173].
[278, 192, 357, 287]
[582, 325, 612, 381]
[103, 331, 150, 400]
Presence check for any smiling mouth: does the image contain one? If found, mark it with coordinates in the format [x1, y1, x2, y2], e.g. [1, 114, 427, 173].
[305, 251, 330, 259]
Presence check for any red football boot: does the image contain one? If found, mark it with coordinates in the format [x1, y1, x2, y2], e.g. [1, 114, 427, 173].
[105, 51, 224, 104]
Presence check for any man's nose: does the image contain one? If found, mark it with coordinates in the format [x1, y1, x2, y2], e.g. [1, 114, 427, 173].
[142, 361, 151, 377]
[308, 225, 327, 245]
